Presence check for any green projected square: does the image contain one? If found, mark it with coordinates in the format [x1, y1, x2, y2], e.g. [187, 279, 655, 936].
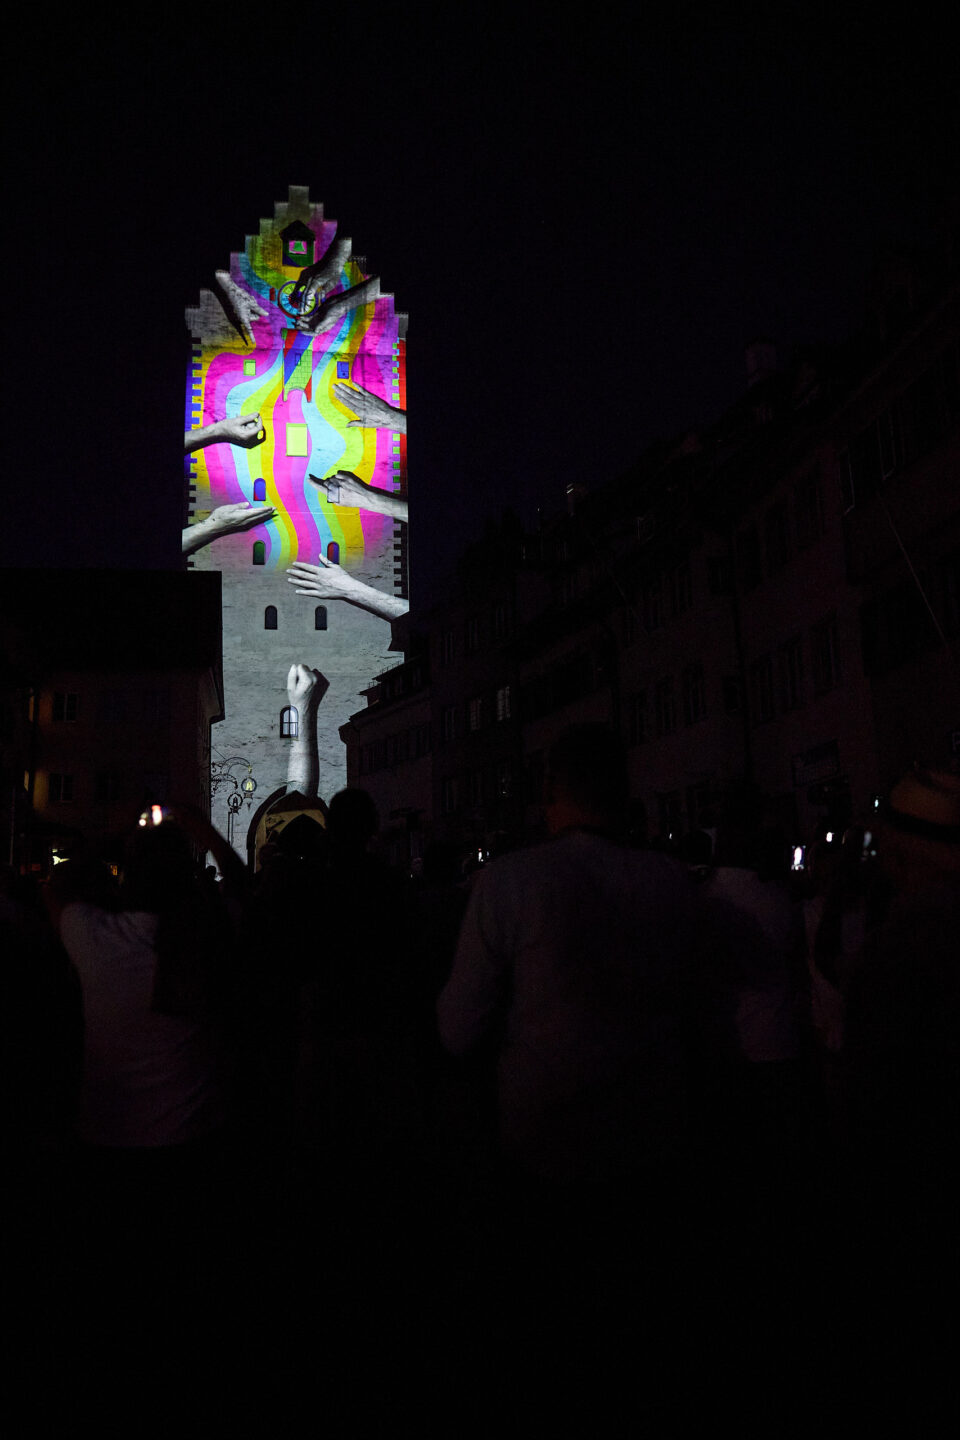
[243, 359, 256, 376]
[286, 424, 309, 457]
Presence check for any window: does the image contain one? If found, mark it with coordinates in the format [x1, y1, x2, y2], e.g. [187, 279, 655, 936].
[253, 478, 267, 502]
[681, 664, 706, 725]
[52, 691, 79, 722]
[627, 692, 647, 746]
[264, 605, 278, 630]
[465, 616, 481, 654]
[654, 676, 676, 736]
[253, 541, 266, 565]
[315, 606, 327, 631]
[286, 424, 310, 457]
[794, 466, 824, 550]
[722, 675, 743, 714]
[496, 685, 512, 722]
[778, 636, 805, 712]
[468, 696, 483, 732]
[440, 630, 455, 667]
[326, 542, 340, 564]
[337, 361, 350, 379]
[243, 359, 256, 377]
[440, 775, 460, 814]
[764, 500, 791, 573]
[441, 705, 457, 743]
[49, 773, 74, 803]
[668, 561, 692, 617]
[811, 613, 841, 694]
[749, 654, 775, 724]
[496, 758, 514, 799]
[492, 602, 511, 640]
[642, 573, 664, 631]
[415, 722, 432, 757]
[281, 705, 299, 739]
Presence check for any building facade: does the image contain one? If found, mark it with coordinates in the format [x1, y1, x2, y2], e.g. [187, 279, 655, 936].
[340, 253, 958, 869]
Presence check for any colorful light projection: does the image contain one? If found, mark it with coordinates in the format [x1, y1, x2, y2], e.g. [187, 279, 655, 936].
[186, 190, 407, 577]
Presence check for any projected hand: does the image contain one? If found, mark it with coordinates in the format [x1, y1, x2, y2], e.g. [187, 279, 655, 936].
[296, 236, 353, 312]
[296, 276, 381, 335]
[308, 470, 408, 522]
[215, 271, 269, 345]
[217, 414, 266, 448]
[287, 555, 408, 622]
[184, 415, 266, 453]
[286, 663, 328, 713]
[207, 501, 275, 536]
[332, 383, 406, 434]
[181, 502, 275, 555]
[287, 554, 358, 602]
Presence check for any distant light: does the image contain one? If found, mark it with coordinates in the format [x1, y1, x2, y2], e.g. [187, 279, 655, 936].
[825, 830, 834, 844]
[151, 804, 164, 827]
[791, 845, 804, 871]
[863, 829, 873, 849]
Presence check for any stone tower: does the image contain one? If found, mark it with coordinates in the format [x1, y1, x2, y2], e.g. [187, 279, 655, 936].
[184, 187, 408, 859]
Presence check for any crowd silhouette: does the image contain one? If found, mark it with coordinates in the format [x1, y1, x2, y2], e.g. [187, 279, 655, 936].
[4, 729, 957, 1428]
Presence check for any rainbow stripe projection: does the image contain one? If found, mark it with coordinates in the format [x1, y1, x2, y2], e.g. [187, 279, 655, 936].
[186, 189, 407, 578]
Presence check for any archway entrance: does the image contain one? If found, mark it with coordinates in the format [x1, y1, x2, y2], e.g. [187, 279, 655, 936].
[245, 787, 329, 870]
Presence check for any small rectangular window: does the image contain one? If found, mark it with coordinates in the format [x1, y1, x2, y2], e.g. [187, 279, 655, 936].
[53, 692, 79, 722]
[286, 424, 310, 457]
[778, 636, 805, 712]
[49, 773, 74, 803]
[811, 613, 841, 694]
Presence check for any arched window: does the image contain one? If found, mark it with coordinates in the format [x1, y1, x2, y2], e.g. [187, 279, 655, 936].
[280, 706, 299, 738]
[326, 541, 340, 564]
[252, 541, 266, 565]
[264, 605, 278, 630]
[314, 606, 328, 631]
[253, 478, 267, 502]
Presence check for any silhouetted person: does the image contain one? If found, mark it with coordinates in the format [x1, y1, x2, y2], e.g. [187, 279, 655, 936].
[437, 725, 701, 1394]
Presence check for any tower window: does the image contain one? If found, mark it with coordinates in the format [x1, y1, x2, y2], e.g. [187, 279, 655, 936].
[315, 606, 328, 630]
[253, 541, 266, 565]
[265, 606, 278, 630]
[326, 542, 340, 564]
[281, 706, 299, 738]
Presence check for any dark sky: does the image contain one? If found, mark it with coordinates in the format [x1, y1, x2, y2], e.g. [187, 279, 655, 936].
[9, 8, 957, 604]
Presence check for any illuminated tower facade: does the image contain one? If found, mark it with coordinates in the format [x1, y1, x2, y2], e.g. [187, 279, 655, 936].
[185, 187, 408, 857]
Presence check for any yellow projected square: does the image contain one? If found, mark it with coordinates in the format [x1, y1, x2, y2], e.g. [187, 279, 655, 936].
[286, 424, 309, 457]
[243, 359, 256, 375]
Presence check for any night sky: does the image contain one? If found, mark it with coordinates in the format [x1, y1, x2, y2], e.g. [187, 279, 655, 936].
[10, 9, 957, 604]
